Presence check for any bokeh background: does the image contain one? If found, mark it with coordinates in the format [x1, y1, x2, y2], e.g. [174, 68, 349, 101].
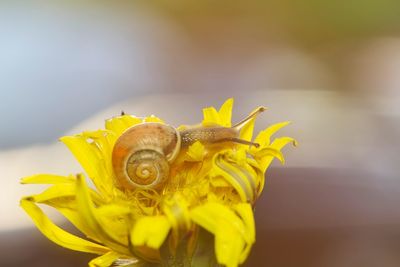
[1, 1, 400, 266]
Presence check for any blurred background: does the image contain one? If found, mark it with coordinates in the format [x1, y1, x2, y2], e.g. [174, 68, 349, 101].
[1, 1, 400, 266]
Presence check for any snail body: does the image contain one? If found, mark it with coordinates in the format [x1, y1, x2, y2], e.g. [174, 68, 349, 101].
[180, 126, 237, 147]
[112, 107, 265, 190]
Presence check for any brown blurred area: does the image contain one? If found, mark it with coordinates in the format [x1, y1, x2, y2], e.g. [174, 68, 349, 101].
[1, 1, 400, 266]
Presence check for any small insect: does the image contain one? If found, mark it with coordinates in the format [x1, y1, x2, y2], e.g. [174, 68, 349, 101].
[111, 107, 266, 190]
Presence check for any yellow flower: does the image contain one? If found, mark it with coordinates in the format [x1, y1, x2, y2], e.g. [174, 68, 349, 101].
[20, 98, 296, 267]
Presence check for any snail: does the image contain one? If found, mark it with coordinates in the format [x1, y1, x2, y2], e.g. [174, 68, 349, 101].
[111, 107, 266, 190]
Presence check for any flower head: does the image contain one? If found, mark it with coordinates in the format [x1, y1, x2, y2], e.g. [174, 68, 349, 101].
[20, 98, 296, 267]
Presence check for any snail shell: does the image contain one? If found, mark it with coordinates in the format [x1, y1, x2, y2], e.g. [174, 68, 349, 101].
[112, 122, 181, 190]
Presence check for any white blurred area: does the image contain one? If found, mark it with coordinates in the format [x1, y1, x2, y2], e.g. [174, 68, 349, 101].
[0, 1, 400, 261]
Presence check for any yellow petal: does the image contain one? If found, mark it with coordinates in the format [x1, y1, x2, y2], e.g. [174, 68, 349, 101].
[144, 115, 164, 123]
[102, 257, 140, 267]
[186, 141, 205, 162]
[210, 152, 255, 203]
[60, 136, 113, 198]
[29, 180, 104, 207]
[96, 204, 131, 218]
[29, 184, 76, 203]
[254, 121, 291, 147]
[239, 105, 266, 142]
[214, 222, 245, 267]
[239, 116, 255, 142]
[131, 216, 171, 249]
[105, 115, 142, 137]
[256, 147, 285, 164]
[234, 203, 255, 263]
[190, 203, 246, 239]
[75, 174, 130, 255]
[162, 194, 191, 244]
[202, 106, 221, 126]
[82, 130, 115, 160]
[190, 203, 248, 267]
[21, 174, 76, 184]
[97, 205, 133, 244]
[218, 98, 234, 127]
[25, 182, 105, 243]
[209, 176, 231, 188]
[176, 124, 188, 131]
[60, 207, 102, 243]
[258, 137, 297, 173]
[89, 252, 119, 267]
[81, 131, 119, 193]
[20, 198, 109, 255]
[202, 98, 235, 127]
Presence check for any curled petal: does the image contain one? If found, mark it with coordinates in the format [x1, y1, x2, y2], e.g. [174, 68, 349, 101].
[254, 121, 291, 148]
[210, 152, 256, 203]
[256, 147, 285, 164]
[258, 137, 297, 173]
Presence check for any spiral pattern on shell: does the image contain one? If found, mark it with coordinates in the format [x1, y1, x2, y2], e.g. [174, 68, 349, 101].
[125, 149, 169, 188]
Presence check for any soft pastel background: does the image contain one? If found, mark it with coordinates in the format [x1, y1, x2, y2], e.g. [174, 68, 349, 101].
[1, 1, 400, 266]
